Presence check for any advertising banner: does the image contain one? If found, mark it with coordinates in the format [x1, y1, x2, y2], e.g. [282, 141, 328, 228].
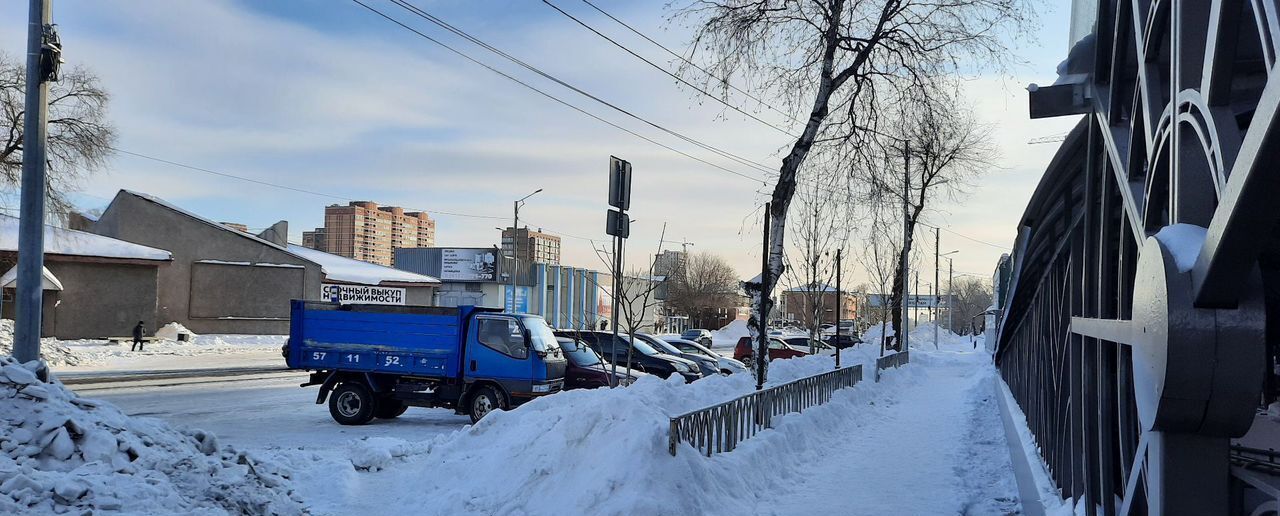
[504, 285, 530, 313]
[323, 283, 406, 305]
[440, 248, 498, 281]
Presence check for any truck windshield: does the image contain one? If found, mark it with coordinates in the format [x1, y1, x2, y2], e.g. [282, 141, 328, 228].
[522, 317, 562, 355]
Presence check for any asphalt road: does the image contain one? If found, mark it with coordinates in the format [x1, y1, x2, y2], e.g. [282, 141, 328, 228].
[79, 374, 472, 450]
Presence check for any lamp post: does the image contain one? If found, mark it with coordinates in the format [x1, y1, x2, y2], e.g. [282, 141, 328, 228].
[935, 249, 958, 348]
[509, 188, 542, 312]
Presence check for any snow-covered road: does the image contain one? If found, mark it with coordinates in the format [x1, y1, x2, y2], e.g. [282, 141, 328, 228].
[84, 375, 470, 449]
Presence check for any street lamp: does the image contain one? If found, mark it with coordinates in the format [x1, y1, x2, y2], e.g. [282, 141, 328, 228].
[935, 249, 958, 347]
[509, 188, 542, 312]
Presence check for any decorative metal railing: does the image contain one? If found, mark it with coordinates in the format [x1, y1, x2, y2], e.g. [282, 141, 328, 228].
[874, 351, 910, 381]
[667, 365, 863, 456]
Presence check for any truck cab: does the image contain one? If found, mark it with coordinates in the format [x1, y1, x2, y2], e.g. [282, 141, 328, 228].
[285, 301, 566, 425]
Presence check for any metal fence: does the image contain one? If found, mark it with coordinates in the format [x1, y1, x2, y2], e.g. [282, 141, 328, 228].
[667, 365, 863, 456]
[874, 351, 910, 381]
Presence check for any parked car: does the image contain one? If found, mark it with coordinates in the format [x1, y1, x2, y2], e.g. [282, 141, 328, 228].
[633, 333, 718, 377]
[553, 330, 702, 382]
[659, 336, 748, 375]
[783, 336, 836, 355]
[556, 337, 647, 389]
[823, 333, 863, 349]
[733, 336, 808, 362]
[680, 329, 714, 346]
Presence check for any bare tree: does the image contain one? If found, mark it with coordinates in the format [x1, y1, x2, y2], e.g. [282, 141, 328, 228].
[948, 276, 992, 336]
[0, 53, 116, 216]
[872, 92, 994, 350]
[589, 225, 668, 383]
[672, 0, 1034, 376]
[857, 213, 900, 355]
[665, 251, 741, 329]
[782, 156, 851, 351]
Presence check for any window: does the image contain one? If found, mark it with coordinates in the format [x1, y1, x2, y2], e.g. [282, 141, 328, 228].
[477, 317, 527, 359]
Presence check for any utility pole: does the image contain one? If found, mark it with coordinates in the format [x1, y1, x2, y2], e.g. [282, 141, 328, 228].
[756, 203, 771, 390]
[15, 0, 59, 365]
[934, 228, 939, 348]
[947, 257, 954, 335]
[913, 271, 919, 331]
[834, 248, 842, 370]
[509, 189, 542, 313]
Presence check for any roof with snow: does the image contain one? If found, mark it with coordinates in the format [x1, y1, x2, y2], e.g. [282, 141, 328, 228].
[0, 215, 171, 261]
[119, 190, 287, 251]
[287, 244, 440, 286]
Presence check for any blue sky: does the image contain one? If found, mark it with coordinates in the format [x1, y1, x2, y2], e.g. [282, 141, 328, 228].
[0, 0, 1079, 287]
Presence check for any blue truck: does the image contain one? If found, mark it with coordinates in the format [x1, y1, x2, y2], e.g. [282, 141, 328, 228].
[284, 300, 566, 425]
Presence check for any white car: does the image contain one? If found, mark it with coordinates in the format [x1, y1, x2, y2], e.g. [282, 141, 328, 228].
[660, 336, 748, 375]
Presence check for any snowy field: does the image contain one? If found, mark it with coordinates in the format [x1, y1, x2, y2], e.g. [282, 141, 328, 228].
[3, 321, 1043, 515]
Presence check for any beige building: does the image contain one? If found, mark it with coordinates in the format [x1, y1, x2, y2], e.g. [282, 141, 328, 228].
[303, 201, 436, 267]
[501, 227, 561, 265]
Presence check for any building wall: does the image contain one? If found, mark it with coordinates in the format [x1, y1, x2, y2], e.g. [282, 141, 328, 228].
[780, 290, 859, 328]
[93, 192, 322, 334]
[0, 252, 162, 339]
[501, 227, 561, 265]
[47, 260, 161, 339]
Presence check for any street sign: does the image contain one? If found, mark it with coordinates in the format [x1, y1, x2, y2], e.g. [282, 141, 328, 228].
[608, 156, 631, 210]
[606, 209, 630, 238]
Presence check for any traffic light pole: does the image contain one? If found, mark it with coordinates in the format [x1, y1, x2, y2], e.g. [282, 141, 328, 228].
[14, 0, 54, 364]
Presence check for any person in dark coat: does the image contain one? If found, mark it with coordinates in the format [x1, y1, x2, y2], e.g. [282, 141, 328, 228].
[132, 321, 145, 352]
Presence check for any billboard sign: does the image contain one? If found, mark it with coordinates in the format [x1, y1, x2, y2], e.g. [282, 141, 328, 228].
[440, 248, 498, 282]
[323, 283, 405, 305]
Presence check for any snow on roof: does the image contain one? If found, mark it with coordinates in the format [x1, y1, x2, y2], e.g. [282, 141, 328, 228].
[0, 215, 171, 261]
[287, 244, 440, 286]
[0, 265, 63, 290]
[120, 190, 286, 251]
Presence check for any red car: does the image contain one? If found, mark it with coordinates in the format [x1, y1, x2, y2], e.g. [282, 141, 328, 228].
[734, 336, 808, 362]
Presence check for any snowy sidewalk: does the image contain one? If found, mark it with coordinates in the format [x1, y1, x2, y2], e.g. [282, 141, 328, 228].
[753, 350, 1019, 514]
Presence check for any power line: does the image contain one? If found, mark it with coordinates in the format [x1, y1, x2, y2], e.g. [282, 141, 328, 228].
[541, 0, 798, 138]
[349, 0, 769, 187]
[576, 0, 803, 127]
[111, 147, 509, 220]
[918, 220, 1011, 251]
[382, 0, 780, 175]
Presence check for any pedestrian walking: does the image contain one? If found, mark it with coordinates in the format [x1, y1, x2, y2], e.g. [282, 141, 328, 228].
[132, 320, 146, 351]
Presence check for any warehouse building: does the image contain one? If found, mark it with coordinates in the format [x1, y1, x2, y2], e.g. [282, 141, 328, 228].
[0, 215, 171, 339]
[288, 244, 439, 306]
[91, 190, 323, 335]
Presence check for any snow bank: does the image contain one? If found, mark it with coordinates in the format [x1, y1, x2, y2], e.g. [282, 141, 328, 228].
[154, 322, 198, 342]
[0, 320, 81, 367]
[861, 321, 982, 352]
[711, 318, 750, 347]
[0, 356, 302, 514]
[282, 349, 894, 515]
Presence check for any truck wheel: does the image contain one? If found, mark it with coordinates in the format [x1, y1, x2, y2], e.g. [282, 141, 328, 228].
[329, 383, 376, 425]
[468, 386, 506, 423]
[375, 399, 408, 419]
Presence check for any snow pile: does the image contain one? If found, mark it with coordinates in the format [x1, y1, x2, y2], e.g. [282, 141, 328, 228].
[1153, 223, 1208, 273]
[711, 318, 750, 347]
[861, 321, 982, 352]
[154, 322, 198, 342]
[280, 350, 896, 514]
[0, 356, 302, 514]
[0, 320, 82, 367]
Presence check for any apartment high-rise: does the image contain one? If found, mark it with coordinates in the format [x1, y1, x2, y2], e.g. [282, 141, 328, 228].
[500, 227, 561, 265]
[303, 201, 436, 266]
